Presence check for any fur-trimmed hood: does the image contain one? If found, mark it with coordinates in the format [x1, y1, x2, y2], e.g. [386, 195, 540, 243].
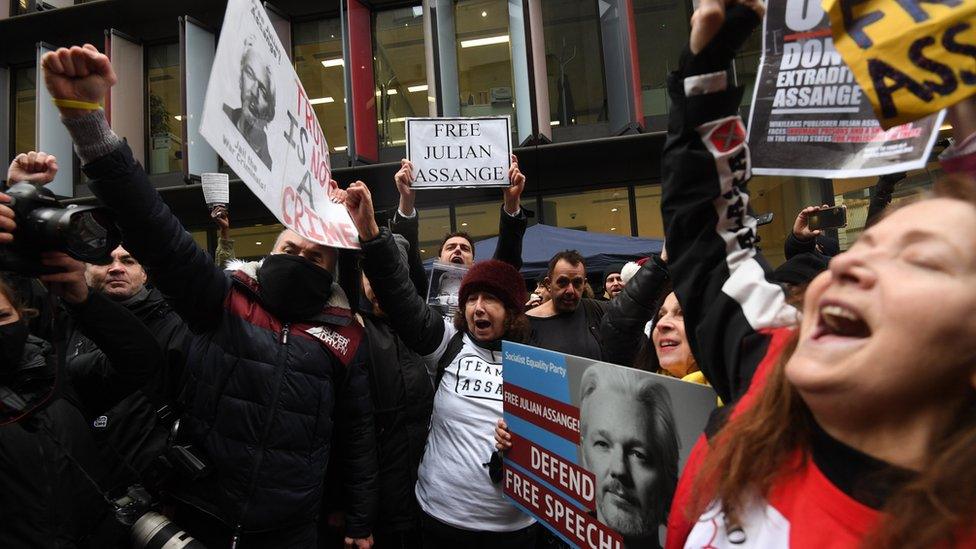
[226, 258, 351, 311]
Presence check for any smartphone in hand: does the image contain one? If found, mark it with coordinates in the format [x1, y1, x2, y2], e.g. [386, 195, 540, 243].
[808, 205, 847, 231]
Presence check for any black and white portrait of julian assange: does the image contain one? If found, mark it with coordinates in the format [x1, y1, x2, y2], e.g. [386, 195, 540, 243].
[579, 363, 679, 549]
[223, 37, 276, 170]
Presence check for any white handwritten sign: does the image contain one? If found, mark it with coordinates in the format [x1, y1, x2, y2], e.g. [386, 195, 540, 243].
[406, 116, 512, 189]
[199, 0, 359, 249]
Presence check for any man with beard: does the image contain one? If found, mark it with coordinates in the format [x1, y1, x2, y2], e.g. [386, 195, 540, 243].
[223, 39, 275, 170]
[602, 263, 626, 300]
[579, 364, 678, 549]
[42, 43, 376, 548]
[526, 250, 607, 360]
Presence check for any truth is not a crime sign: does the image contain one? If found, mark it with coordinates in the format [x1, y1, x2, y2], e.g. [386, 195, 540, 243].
[199, 0, 359, 249]
[406, 116, 512, 189]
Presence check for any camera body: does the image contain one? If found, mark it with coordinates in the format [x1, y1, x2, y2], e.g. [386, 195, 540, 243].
[0, 182, 121, 276]
[113, 485, 207, 548]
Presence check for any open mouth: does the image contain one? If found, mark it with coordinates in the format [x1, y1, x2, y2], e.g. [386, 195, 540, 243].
[474, 319, 492, 330]
[814, 303, 871, 340]
[658, 339, 680, 350]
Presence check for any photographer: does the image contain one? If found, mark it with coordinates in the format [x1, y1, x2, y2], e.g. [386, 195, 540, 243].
[41, 44, 376, 549]
[0, 190, 163, 546]
[7, 154, 191, 495]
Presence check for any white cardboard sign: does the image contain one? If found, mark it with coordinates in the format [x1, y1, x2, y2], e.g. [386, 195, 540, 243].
[406, 116, 512, 189]
[199, 0, 359, 249]
[201, 172, 230, 206]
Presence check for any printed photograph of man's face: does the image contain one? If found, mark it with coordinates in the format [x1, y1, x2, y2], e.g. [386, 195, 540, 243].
[223, 39, 276, 170]
[579, 364, 679, 549]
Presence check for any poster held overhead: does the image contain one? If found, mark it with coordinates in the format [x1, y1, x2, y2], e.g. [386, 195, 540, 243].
[201, 172, 230, 208]
[746, 0, 944, 178]
[502, 342, 717, 548]
[181, 16, 220, 179]
[427, 261, 469, 322]
[406, 116, 512, 189]
[824, 0, 976, 130]
[200, 0, 360, 250]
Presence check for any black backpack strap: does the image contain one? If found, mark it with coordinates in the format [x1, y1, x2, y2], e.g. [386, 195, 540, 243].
[433, 331, 466, 391]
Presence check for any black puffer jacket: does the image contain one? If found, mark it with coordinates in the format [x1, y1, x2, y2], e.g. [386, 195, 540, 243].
[64, 287, 189, 490]
[0, 290, 163, 548]
[599, 257, 671, 368]
[83, 142, 377, 537]
[361, 313, 434, 534]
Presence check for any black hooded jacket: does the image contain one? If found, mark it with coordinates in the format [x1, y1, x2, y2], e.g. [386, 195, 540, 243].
[81, 142, 377, 537]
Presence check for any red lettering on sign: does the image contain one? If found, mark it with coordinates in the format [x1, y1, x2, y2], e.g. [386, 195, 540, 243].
[504, 383, 581, 443]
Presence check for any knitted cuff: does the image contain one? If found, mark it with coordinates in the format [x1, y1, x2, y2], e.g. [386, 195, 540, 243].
[60, 110, 122, 164]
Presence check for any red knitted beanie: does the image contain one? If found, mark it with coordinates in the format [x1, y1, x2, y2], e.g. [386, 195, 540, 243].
[457, 259, 528, 314]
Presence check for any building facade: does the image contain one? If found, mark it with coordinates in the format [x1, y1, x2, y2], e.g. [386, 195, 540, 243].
[1, 0, 951, 264]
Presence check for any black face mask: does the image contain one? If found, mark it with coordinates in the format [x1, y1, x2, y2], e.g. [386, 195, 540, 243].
[0, 321, 29, 374]
[257, 253, 335, 320]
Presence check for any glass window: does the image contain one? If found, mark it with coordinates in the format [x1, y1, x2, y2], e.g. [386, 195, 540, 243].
[832, 162, 943, 250]
[15, 0, 75, 15]
[542, 188, 630, 235]
[294, 19, 348, 154]
[635, 185, 664, 238]
[146, 43, 183, 175]
[373, 6, 427, 150]
[454, 0, 516, 127]
[455, 200, 502, 242]
[227, 223, 285, 261]
[633, 0, 690, 131]
[13, 67, 36, 160]
[417, 206, 452, 260]
[541, 0, 608, 140]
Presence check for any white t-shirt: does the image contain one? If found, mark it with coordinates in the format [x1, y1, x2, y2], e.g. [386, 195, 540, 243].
[415, 327, 535, 532]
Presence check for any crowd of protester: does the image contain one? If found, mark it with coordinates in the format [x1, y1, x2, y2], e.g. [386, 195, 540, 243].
[1, 1, 975, 548]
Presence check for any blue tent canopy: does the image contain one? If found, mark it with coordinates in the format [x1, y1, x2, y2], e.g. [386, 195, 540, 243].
[424, 223, 663, 280]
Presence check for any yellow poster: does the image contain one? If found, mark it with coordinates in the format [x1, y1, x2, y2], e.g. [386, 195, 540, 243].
[823, 0, 976, 129]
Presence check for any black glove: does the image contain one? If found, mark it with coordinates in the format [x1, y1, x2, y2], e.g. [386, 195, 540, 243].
[678, 3, 763, 78]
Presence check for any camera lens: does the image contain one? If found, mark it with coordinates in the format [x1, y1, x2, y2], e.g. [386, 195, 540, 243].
[132, 512, 207, 549]
[65, 211, 110, 256]
[59, 207, 121, 264]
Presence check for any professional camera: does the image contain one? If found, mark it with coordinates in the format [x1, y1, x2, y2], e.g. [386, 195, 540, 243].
[0, 182, 120, 275]
[113, 485, 207, 548]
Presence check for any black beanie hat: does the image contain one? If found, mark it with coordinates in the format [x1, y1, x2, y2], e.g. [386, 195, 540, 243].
[458, 260, 528, 314]
[772, 252, 829, 286]
[603, 262, 626, 283]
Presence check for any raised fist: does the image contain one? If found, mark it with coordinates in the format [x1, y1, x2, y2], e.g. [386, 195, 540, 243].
[343, 181, 379, 241]
[7, 151, 59, 187]
[40, 44, 117, 116]
[394, 159, 415, 198]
